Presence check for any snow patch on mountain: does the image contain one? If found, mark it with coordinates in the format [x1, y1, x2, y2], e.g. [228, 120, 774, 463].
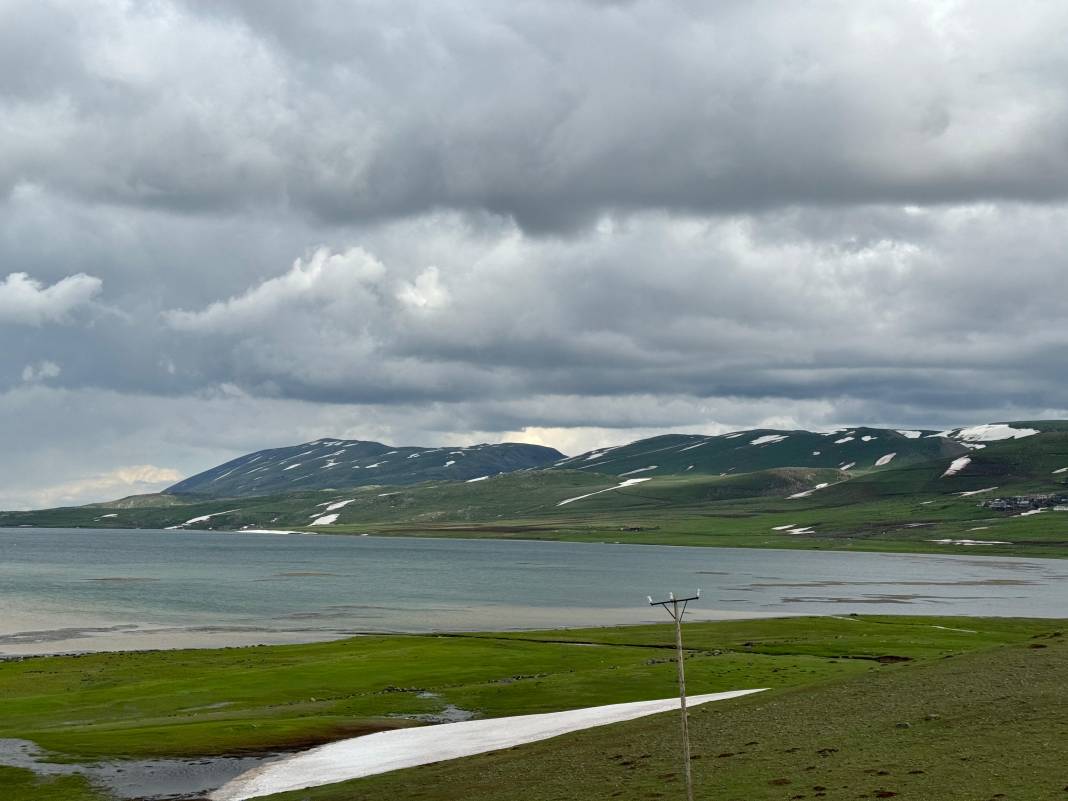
[942, 457, 971, 477]
[750, 435, 787, 446]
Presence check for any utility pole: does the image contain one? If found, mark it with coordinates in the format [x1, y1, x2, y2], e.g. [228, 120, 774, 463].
[648, 590, 700, 801]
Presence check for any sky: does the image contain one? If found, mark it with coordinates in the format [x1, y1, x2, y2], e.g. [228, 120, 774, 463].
[2, 0, 1068, 509]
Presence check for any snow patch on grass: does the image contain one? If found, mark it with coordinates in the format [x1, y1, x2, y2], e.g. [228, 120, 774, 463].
[211, 690, 767, 801]
[557, 477, 652, 506]
[619, 465, 657, 476]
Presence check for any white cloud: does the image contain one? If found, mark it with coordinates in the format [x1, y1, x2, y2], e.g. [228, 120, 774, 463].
[19, 464, 183, 509]
[21, 360, 61, 383]
[0, 272, 102, 325]
[164, 247, 387, 333]
[396, 266, 450, 311]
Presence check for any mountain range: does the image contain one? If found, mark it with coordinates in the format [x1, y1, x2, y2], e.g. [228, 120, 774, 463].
[3, 421, 1066, 558]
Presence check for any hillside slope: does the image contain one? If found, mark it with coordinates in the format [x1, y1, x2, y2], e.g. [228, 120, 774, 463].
[552, 427, 969, 478]
[165, 439, 564, 498]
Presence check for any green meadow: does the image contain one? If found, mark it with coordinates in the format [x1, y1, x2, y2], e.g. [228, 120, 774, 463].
[1, 615, 1065, 799]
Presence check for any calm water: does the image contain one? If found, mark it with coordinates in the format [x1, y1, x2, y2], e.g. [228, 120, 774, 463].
[1, 528, 1065, 656]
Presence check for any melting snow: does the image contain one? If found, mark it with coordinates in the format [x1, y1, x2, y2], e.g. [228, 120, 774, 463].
[283, 464, 301, 471]
[812, 451, 821, 456]
[840, 462, 856, 470]
[310, 513, 339, 525]
[874, 453, 896, 467]
[1054, 467, 1068, 474]
[834, 436, 854, 444]
[167, 509, 239, 529]
[771, 524, 796, 531]
[953, 424, 1039, 442]
[750, 434, 787, 445]
[1018, 509, 1045, 517]
[325, 499, 356, 512]
[724, 432, 745, 439]
[466, 476, 489, 483]
[211, 690, 767, 801]
[557, 477, 652, 506]
[959, 487, 998, 497]
[861, 435, 876, 442]
[896, 430, 922, 439]
[679, 439, 711, 452]
[941, 457, 971, 477]
[619, 465, 657, 476]
[444, 460, 456, 467]
[788, 482, 830, 499]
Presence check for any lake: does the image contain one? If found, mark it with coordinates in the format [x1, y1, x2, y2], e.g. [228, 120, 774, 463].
[1, 528, 1065, 656]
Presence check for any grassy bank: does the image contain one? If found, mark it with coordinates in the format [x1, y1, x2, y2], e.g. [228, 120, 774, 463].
[0, 616, 1065, 800]
[269, 629, 1068, 801]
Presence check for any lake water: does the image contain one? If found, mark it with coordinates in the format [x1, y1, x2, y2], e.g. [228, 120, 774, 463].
[1, 528, 1066, 656]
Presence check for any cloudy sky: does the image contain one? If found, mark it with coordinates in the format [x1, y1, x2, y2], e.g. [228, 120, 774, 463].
[3, 0, 1068, 508]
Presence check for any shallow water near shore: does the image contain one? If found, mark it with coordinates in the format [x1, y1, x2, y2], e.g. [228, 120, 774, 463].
[1, 527, 1066, 656]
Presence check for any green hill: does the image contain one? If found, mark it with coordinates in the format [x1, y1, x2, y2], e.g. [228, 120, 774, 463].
[3, 421, 1067, 558]
[164, 439, 564, 498]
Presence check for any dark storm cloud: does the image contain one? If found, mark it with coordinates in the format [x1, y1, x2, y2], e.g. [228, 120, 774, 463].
[2, 0, 1068, 507]
[5, 1, 1068, 229]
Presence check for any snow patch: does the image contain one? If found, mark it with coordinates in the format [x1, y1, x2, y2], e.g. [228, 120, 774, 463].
[958, 487, 998, 497]
[750, 434, 787, 445]
[557, 478, 652, 506]
[325, 499, 356, 512]
[941, 457, 971, 478]
[444, 460, 456, 467]
[834, 436, 854, 444]
[1018, 509, 1045, 517]
[619, 465, 657, 476]
[167, 509, 239, 529]
[953, 424, 1039, 442]
[787, 483, 830, 499]
[840, 462, 856, 470]
[466, 476, 489, 483]
[861, 435, 876, 442]
[896, 430, 922, 439]
[679, 439, 710, 452]
[1054, 467, 1068, 474]
[310, 513, 339, 525]
[874, 452, 896, 467]
[211, 690, 767, 801]
[283, 463, 301, 471]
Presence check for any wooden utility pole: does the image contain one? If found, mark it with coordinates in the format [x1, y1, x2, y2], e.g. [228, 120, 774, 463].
[648, 590, 700, 801]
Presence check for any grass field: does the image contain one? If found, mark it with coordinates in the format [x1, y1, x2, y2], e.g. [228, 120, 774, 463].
[1, 616, 1065, 799]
